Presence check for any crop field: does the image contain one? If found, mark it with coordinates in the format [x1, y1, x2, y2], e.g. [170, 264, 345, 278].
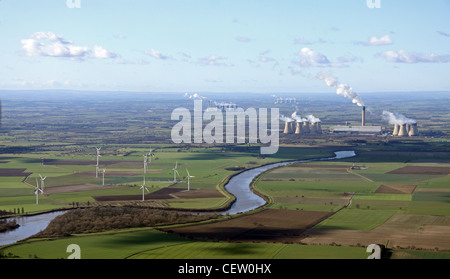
[249, 158, 450, 252]
[1, 92, 450, 260]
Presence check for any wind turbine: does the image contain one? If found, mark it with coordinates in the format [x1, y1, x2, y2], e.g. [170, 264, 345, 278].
[140, 176, 149, 201]
[102, 169, 106, 186]
[39, 174, 47, 191]
[148, 147, 155, 164]
[173, 161, 180, 183]
[34, 178, 43, 205]
[143, 154, 148, 174]
[95, 147, 101, 178]
[186, 169, 194, 191]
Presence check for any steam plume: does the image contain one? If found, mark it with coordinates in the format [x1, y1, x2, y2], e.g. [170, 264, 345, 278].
[280, 114, 294, 122]
[316, 71, 365, 107]
[382, 111, 416, 125]
[307, 114, 321, 123]
[291, 111, 307, 122]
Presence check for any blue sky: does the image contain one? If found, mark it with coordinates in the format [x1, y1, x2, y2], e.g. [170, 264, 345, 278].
[0, 0, 449, 93]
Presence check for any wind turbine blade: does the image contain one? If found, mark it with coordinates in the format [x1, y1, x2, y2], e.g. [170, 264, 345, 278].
[186, 168, 190, 177]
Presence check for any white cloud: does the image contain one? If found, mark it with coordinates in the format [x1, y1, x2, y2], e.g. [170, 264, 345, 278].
[297, 48, 331, 67]
[198, 55, 234, 67]
[295, 48, 357, 68]
[145, 49, 172, 60]
[357, 35, 393, 46]
[377, 50, 450, 63]
[93, 45, 117, 59]
[21, 32, 117, 60]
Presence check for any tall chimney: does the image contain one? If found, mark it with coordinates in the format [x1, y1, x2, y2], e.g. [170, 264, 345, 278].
[362, 106, 366, 127]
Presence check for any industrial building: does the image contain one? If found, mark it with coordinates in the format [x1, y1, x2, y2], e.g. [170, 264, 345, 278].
[331, 106, 382, 136]
[332, 125, 382, 135]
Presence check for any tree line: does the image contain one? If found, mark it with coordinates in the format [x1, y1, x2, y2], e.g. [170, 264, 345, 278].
[34, 206, 219, 238]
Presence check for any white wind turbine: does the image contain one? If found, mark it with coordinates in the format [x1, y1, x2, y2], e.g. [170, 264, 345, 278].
[39, 174, 47, 191]
[34, 178, 43, 205]
[173, 161, 180, 183]
[95, 147, 101, 178]
[148, 147, 155, 164]
[102, 169, 106, 186]
[186, 168, 194, 191]
[140, 176, 149, 201]
[143, 154, 148, 174]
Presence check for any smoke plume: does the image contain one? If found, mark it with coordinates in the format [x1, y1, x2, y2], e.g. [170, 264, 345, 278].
[316, 71, 365, 107]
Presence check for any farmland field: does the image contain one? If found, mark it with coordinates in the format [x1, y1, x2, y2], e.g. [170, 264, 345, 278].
[1, 92, 450, 260]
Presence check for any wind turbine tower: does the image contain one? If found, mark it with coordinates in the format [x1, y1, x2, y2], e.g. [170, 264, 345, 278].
[143, 154, 148, 174]
[173, 162, 179, 183]
[186, 169, 194, 191]
[102, 169, 106, 186]
[95, 147, 101, 178]
[34, 178, 44, 205]
[148, 147, 155, 164]
[39, 174, 47, 191]
[140, 176, 149, 201]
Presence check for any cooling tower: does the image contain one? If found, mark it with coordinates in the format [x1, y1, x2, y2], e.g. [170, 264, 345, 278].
[310, 122, 318, 134]
[283, 122, 291, 134]
[398, 124, 407, 137]
[289, 122, 295, 134]
[409, 123, 419, 136]
[316, 122, 322, 134]
[406, 124, 411, 134]
[302, 121, 310, 133]
[362, 106, 366, 127]
[295, 122, 303, 134]
[393, 124, 400, 136]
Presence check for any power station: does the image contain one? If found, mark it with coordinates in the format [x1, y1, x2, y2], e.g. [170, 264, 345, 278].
[332, 106, 382, 136]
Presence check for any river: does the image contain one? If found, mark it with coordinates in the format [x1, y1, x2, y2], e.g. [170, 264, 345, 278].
[222, 150, 356, 215]
[0, 150, 355, 247]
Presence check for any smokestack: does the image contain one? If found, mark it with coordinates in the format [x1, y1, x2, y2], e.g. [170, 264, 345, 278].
[303, 121, 310, 133]
[362, 106, 366, 127]
[409, 123, 419, 136]
[398, 124, 407, 137]
[393, 124, 400, 136]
